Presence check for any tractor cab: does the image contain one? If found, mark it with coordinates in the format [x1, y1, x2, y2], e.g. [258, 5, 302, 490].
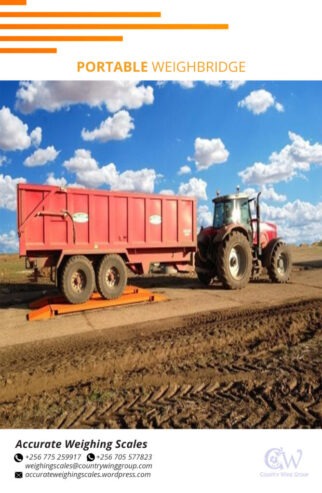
[213, 193, 252, 233]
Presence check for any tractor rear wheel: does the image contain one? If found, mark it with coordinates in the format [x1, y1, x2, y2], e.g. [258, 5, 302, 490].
[96, 254, 127, 299]
[60, 255, 95, 304]
[195, 251, 215, 286]
[217, 231, 252, 289]
[267, 243, 292, 283]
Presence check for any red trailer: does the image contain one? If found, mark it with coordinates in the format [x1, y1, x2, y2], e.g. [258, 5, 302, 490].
[17, 184, 196, 303]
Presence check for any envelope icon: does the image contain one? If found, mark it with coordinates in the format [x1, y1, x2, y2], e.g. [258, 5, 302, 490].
[15, 472, 23, 479]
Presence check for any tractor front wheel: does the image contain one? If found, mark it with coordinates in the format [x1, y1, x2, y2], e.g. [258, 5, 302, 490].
[216, 231, 252, 289]
[267, 243, 292, 283]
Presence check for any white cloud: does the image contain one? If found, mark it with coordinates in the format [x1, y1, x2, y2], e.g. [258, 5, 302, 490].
[226, 81, 246, 90]
[175, 81, 196, 89]
[0, 174, 26, 211]
[240, 161, 295, 185]
[45, 173, 82, 188]
[0, 156, 7, 166]
[275, 102, 284, 113]
[158, 81, 197, 89]
[30, 127, 42, 147]
[238, 89, 284, 115]
[204, 81, 223, 87]
[204, 81, 246, 90]
[239, 131, 322, 185]
[24, 146, 59, 167]
[189, 137, 229, 170]
[0, 106, 41, 151]
[178, 165, 191, 175]
[160, 81, 245, 91]
[0, 230, 18, 252]
[242, 187, 257, 199]
[106, 166, 159, 193]
[159, 189, 175, 195]
[178, 177, 207, 200]
[262, 200, 322, 226]
[16, 81, 154, 114]
[63, 149, 160, 193]
[261, 200, 322, 243]
[81, 110, 134, 142]
[64, 149, 98, 173]
[197, 204, 213, 227]
[46, 173, 67, 187]
[243, 185, 286, 202]
[260, 185, 287, 202]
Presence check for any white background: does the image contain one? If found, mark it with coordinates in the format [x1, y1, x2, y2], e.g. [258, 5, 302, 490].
[0, 429, 321, 492]
[0, 0, 321, 491]
[0, 0, 320, 79]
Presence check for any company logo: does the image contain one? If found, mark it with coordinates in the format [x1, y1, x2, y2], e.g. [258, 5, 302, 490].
[149, 214, 162, 225]
[260, 447, 309, 478]
[72, 212, 89, 223]
[264, 448, 302, 470]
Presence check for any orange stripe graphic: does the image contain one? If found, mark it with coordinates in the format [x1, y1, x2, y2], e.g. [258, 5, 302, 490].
[0, 0, 26, 4]
[0, 35, 123, 41]
[0, 47, 57, 53]
[0, 23, 228, 30]
[0, 11, 161, 18]
[0, 9, 228, 56]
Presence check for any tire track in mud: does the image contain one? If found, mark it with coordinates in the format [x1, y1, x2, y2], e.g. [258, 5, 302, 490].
[0, 299, 321, 428]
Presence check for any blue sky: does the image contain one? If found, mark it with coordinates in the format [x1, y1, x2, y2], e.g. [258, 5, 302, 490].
[0, 80, 322, 252]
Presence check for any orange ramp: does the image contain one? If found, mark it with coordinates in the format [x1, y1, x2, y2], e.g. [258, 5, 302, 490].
[27, 285, 167, 321]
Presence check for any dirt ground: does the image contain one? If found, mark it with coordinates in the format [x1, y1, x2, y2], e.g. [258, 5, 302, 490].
[0, 246, 321, 429]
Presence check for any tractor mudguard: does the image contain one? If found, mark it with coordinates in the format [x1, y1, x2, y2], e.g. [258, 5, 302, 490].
[212, 224, 250, 244]
[197, 226, 216, 262]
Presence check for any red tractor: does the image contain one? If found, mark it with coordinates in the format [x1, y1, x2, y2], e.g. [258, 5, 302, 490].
[195, 191, 292, 289]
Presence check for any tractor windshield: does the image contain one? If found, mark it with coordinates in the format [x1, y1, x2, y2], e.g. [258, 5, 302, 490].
[213, 199, 251, 229]
[213, 201, 234, 228]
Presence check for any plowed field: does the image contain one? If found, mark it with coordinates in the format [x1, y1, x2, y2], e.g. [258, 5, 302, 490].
[0, 298, 321, 429]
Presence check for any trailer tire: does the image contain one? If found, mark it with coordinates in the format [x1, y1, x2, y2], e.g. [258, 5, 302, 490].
[216, 231, 252, 289]
[60, 255, 95, 304]
[267, 243, 292, 283]
[96, 254, 127, 300]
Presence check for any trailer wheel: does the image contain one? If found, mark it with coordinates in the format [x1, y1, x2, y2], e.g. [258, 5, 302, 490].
[96, 254, 127, 300]
[267, 243, 292, 283]
[216, 231, 252, 289]
[60, 255, 95, 304]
